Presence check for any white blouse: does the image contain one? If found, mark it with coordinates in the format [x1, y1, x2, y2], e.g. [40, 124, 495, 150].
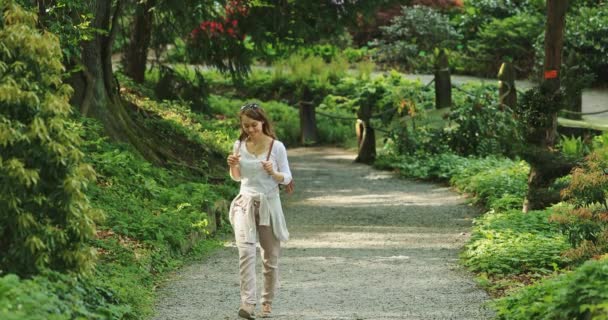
[228, 139, 292, 243]
[230, 139, 293, 191]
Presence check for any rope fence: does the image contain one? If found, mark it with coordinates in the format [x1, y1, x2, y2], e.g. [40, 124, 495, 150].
[560, 109, 608, 116]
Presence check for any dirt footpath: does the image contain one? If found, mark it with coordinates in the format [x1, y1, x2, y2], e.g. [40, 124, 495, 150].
[153, 147, 493, 320]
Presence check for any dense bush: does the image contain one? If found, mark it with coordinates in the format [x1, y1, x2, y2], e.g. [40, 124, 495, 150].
[467, 13, 543, 77]
[565, 4, 608, 83]
[445, 84, 523, 157]
[452, 0, 543, 45]
[451, 159, 529, 209]
[0, 271, 130, 320]
[493, 257, 608, 320]
[549, 145, 608, 263]
[374, 5, 461, 72]
[462, 210, 569, 275]
[0, 2, 100, 277]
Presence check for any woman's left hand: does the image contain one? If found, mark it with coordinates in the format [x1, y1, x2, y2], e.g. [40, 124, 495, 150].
[261, 161, 274, 175]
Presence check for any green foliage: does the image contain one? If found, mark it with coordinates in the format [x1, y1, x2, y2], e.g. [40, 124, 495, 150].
[451, 159, 529, 209]
[593, 132, 608, 151]
[557, 135, 591, 160]
[153, 66, 211, 113]
[462, 210, 569, 275]
[375, 5, 461, 72]
[493, 257, 608, 320]
[452, 0, 543, 44]
[550, 206, 605, 249]
[550, 147, 608, 263]
[79, 114, 231, 317]
[0, 271, 130, 320]
[561, 149, 608, 210]
[0, 2, 100, 277]
[445, 84, 523, 157]
[566, 3, 608, 82]
[515, 86, 565, 142]
[291, 44, 373, 64]
[14, 0, 97, 63]
[467, 12, 543, 76]
[375, 152, 463, 180]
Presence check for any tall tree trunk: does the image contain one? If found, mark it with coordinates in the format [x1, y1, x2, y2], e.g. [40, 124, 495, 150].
[523, 0, 569, 212]
[66, 0, 163, 164]
[123, 0, 156, 83]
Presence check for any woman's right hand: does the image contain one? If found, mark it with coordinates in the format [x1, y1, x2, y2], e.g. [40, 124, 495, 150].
[227, 154, 240, 167]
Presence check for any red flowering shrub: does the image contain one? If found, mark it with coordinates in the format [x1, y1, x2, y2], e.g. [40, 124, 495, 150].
[550, 148, 608, 263]
[187, 0, 251, 75]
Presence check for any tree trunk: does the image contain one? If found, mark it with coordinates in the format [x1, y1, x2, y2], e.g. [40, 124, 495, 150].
[434, 49, 451, 109]
[498, 62, 517, 110]
[123, 0, 156, 83]
[523, 0, 569, 212]
[66, 0, 164, 165]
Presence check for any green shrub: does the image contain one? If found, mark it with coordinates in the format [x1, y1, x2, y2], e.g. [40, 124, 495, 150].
[561, 149, 608, 210]
[493, 257, 608, 320]
[375, 5, 461, 72]
[449, 156, 529, 206]
[462, 210, 569, 275]
[445, 84, 523, 157]
[0, 2, 100, 277]
[0, 271, 130, 320]
[456, 161, 529, 207]
[453, 0, 544, 45]
[557, 135, 591, 160]
[467, 13, 543, 76]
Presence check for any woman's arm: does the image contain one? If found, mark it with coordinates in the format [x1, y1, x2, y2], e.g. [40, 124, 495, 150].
[275, 143, 292, 185]
[228, 141, 241, 181]
[261, 142, 292, 184]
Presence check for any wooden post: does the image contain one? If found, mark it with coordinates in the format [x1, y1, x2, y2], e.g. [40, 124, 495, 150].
[299, 100, 318, 145]
[523, 0, 569, 213]
[498, 62, 517, 110]
[434, 49, 451, 109]
[355, 103, 376, 164]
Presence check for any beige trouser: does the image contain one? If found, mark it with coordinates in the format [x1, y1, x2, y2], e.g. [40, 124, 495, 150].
[237, 201, 281, 306]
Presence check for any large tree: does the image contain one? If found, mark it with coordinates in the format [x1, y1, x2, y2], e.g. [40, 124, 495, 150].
[522, 0, 570, 212]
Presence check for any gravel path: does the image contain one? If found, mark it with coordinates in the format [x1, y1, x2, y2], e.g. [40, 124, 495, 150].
[152, 147, 493, 320]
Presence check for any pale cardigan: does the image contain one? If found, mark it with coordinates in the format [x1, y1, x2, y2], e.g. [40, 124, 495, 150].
[229, 139, 292, 243]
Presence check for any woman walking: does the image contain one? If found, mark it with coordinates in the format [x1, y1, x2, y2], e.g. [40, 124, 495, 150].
[226, 102, 293, 319]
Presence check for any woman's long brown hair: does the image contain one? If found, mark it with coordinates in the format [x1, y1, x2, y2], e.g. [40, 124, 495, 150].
[238, 103, 277, 141]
